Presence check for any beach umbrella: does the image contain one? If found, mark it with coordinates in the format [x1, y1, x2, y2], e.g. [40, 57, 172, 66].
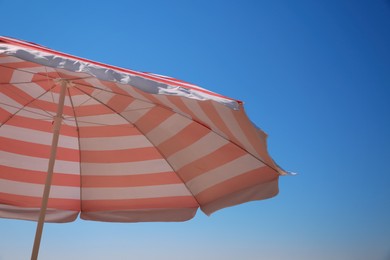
[0, 36, 287, 259]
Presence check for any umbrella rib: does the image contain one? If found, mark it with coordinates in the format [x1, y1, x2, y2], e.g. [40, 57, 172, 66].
[66, 79, 159, 110]
[0, 64, 60, 119]
[0, 64, 58, 82]
[1, 81, 57, 116]
[0, 102, 54, 119]
[0, 65, 96, 124]
[72, 84, 203, 209]
[0, 83, 59, 127]
[63, 118, 125, 127]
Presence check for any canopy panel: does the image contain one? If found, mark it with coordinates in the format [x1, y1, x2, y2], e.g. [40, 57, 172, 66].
[0, 36, 285, 223]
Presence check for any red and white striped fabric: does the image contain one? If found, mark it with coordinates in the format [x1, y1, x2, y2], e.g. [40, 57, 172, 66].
[0, 36, 286, 223]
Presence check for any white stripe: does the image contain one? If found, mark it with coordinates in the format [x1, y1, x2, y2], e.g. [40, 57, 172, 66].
[121, 101, 153, 124]
[0, 93, 23, 113]
[91, 89, 116, 104]
[168, 132, 229, 170]
[0, 179, 80, 199]
[147, 113, 192, 146]
[58, 117, 78, 127]
[0, 151, 80, 175]
[0, 91, 64, 121]
[152, 95, 191, 118]
[0, 83, 71, 119]
[84, 78, 106, 88]
[124, 99, 155, 111]
[81, 159, 172, 176]
[80, 135, 152, 151]
[0, 100, 53, 121]
[184, 99, 226, 137]
[0, 100, 78, 127]
[38, 91, 73, 106]
[10, 70, 33, 84]
[213, 103, 258, 156]
[82, 183, 191, 200]
[13, 82, 47, 99]
[16, 108, 54, 121]
[0, 103, 19, 115]
[69, 93, 99, 107]
[187, 154, 265, 195]
[0, 125, 79, 149]
[76, 113, 129, 127]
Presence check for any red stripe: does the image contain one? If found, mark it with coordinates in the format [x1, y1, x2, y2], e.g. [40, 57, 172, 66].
[31, 71, 60, 86]
[107, 94, 134, 113]
[0, 137, 80, 162]
[72, 78, 129, 96]
[0, 107, 12, 124]
[1, 83, 36, 105]
[157, 121, 210, 158]
[78, 124, 139, 137]
[82, 172, 182, 188]
[80, 147, 162, 163]
[0, 165, 80, 186]
[71, 94, 138, 118]
[165, 96, 195, 120]
[0, 60, 41, 69]
[2, 114, 78, 137]
[233, 108, 276, 166]
[0, 66, 16, 85]
[28, 99, 74, 116]
[100, 81, 129, 95]
[200, 101, 236, 138]
[0, 84, 74, 117]
[177, 143, 247, 182]
[133, 89, 166, 109]
[73, 104, 114, 117]
[195, 167, 277, 205]
[0, 62, 58, 90]
[125, 84, 153, 103]
[0, 192, 80, 211]
[69, 83, 95, 96]
[81, 196, 198, 212]
[134, 106, 174, 133]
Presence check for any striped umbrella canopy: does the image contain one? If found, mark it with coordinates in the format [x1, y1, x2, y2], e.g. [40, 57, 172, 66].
[0, 36, 286, 259]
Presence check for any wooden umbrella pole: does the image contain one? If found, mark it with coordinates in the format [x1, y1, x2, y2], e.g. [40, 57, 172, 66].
[31, 79, 68, 260]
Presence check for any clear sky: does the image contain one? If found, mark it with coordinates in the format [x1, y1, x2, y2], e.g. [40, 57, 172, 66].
[1, 0, 390, 259]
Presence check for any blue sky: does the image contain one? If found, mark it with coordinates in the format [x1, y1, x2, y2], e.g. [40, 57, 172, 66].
[1, 0, 390, 259]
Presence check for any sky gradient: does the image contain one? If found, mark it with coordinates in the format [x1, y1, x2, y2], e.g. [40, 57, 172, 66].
[1, 1, 389, 259]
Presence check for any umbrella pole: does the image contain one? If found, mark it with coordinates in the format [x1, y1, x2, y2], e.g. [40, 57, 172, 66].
[31, 79, 68, 260]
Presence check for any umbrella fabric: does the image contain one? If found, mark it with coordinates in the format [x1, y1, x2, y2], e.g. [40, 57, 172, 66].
[0, 36, 286, 223]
